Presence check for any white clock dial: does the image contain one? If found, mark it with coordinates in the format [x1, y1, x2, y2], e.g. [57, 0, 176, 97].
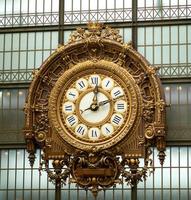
[111, 87, 124, 99]
[88, 74, 101, 87]
[75, 124, 88, 137]
[111, 113, 124, 126]
[61, 72, 129, 144]
[101, 123, 114, 137]
[62, 101, 75, 114]
[66, 114, 78, 127]
[79, 91, 110, 124]
[66, 88, 79, 101]
[114, 100, 127, 113]
[101, 77, 114, 91]
[88, 127, 100, 140]
[75, 78, 88, 91]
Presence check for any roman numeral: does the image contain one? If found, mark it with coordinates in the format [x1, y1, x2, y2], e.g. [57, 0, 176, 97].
[105, 127, 111, 133]
[78, 81, 86, 89]
[67, 116, 76, 126]
[65, 105, 72, 111]
[69, 92, 76, 97]
[76, 126, 85, 135]
[112, 115, 122, 125]
[91, 77, 98, 85]
[117, 103, 124, 110]
[114, 90, 121, 97]
[105, 80, 110, 87]
[91, 130, 98, 137]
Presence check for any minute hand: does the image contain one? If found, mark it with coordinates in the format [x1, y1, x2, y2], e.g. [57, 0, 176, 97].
[92, 84, 99, 102]
[98, 95, 124, 106]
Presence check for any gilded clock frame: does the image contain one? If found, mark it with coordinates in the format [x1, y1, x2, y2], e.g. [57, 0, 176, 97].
[49, 60, 141, 152]
[23, 24, 166, 196]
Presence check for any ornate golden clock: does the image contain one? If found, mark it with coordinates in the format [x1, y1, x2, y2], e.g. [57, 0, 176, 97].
[49, 61, 141, 152]
[24, 23, 166, 198]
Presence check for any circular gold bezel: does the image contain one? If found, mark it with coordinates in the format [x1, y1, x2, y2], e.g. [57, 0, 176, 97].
[48, 60, 142, 152]
[60, 72, 130, 142]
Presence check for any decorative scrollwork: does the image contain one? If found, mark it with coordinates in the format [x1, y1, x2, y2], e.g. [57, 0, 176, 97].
[121, 147, 154, 187]
[39, 155, 71, 186]
[35, 113, 49, 131]
[70, 151, 121, 198]
[142, 99, 155, 123]
[67, 23, 123, 45]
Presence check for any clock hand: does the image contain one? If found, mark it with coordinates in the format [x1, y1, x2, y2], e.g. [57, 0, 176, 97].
[81, 95, 124, 113]
[80, 107, 92, 114]
[98, 95, 124, 106]
[98, 99, 110, 106]
[80, 85, 99, 114]
[80, 102, 99, 114]
[92, 84, 99, 103]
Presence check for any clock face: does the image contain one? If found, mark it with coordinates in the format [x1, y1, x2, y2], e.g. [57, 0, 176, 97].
[62, 74, 128, 141]
[49, 62, 140, 151]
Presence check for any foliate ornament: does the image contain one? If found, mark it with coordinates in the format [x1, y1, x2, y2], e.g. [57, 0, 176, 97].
[122, 158, 147, 186]
[24, 23, 166, 198]
[35, 112, 49, 132]
[39, 156, 71, 186]
[70, 151, 121, 198]
[142, 100, 155, 123]
[67, 23, 123, 45]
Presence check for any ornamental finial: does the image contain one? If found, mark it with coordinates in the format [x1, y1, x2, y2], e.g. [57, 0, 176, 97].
[87, 22, 103, 31]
